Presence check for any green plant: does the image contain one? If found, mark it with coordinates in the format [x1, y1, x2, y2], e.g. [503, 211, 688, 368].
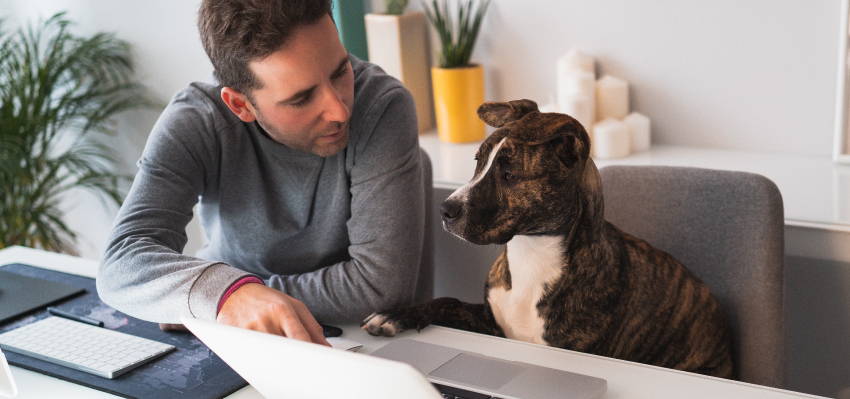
[385, 0, 409, 15]
[422, 0, 490, 68]
[0, 12, 151, 252]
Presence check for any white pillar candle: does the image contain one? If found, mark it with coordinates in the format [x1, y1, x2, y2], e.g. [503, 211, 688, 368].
[624, 112, 651, 152]
[557, 70, 596, 124]
[592, 118, 631, 159]
[557, 49, 595, 76]
[559, 94, 594, 137]
[596, 75, 629, 121]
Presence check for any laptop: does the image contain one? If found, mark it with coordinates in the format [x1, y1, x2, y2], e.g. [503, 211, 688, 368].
[182, 317, 606, 399]
[182, 317, 439, 399]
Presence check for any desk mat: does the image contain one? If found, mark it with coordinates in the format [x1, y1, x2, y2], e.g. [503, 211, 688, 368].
[0, 263, 247, 399]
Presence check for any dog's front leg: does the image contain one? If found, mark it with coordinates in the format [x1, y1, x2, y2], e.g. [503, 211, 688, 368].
[361, 297, 504, 337]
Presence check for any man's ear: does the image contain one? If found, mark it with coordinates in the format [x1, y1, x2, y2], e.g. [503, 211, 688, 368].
[220, 87, 257, 123]
[477, 99, 539, 128]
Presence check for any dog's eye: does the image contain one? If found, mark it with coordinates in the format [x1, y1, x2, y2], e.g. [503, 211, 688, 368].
[503, 171, 514, 181]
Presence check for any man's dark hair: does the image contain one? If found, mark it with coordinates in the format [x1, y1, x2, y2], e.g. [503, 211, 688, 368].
[198, 0, 332, 96]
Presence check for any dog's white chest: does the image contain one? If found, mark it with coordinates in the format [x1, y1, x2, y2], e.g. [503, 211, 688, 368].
[487, 235, 563, 345]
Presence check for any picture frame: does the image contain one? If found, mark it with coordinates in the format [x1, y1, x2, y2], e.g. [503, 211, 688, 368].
[834, 0, 850, 163]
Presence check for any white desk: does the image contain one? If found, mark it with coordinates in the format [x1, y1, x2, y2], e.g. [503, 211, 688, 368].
[0, 246, 827, 399]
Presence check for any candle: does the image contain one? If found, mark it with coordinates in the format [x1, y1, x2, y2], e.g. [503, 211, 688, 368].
[556, 50, 597, 126]
[557, 49, 595, 76]
[557, 70, 595, 124]
[596, 75, 629, 121]
[592, 118, 631, 159]
[559, 94, 594, 137]
[624, 112, 651, 152]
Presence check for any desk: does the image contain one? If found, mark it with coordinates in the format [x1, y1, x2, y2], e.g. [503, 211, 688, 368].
[0, 246, 827, 399]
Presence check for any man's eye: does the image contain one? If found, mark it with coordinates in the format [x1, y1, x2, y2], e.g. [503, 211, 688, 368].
[290, 96, 311, 108]
[332, 64, 348, 80]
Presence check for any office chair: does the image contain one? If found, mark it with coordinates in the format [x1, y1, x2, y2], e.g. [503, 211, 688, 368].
[599, 165, 785, 389]
[415, 148, 435, 303]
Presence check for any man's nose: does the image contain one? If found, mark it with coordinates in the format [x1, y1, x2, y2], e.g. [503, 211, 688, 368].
[321, 85, 350, 123]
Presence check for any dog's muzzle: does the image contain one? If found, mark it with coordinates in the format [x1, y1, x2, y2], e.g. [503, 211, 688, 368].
[440, 199, 463, 223]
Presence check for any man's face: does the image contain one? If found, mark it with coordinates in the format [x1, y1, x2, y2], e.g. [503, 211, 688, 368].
[244, 15, 354, 157]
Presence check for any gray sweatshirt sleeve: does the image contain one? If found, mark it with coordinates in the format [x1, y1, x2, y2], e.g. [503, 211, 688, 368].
[97, 91, 252, 323]
[267, 87, 425, 323]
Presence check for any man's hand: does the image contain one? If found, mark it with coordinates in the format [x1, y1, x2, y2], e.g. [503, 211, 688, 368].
[216, 283, 330, 346]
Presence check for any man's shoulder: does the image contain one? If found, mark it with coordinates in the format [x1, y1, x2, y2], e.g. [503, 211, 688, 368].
[157, 82, 242, 135]
[170, 82, 233, 120]
[351, 56, 409, 113]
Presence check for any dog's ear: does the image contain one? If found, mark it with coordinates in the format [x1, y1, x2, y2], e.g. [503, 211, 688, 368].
[477, 99, 539, 128]
[554, 134, 586, 169]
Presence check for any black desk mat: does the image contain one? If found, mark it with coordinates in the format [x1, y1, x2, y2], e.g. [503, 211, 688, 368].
[0, 263, 247, 399]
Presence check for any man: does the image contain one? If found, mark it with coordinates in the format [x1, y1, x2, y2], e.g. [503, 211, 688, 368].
[97, 0, 427, 346]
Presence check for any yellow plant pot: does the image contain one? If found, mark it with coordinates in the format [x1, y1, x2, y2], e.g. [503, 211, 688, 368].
[431, 65, 485, 143]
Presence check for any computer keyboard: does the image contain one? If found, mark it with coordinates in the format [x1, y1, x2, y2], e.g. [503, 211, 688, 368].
[433, 382, 503, 399]
[0, 316, 175, 379]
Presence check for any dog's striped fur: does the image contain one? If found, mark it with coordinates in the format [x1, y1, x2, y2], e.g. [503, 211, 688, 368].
[363, 99, 733, 379]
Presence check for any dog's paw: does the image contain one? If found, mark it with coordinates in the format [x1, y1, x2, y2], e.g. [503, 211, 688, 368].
[361, 312, 404, 337]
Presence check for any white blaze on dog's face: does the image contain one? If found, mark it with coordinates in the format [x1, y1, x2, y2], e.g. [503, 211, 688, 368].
[442, 136, 508, 241]
[440, 103, 595, 245]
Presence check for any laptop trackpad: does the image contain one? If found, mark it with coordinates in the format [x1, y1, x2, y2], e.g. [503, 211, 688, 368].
[428, 353, 524, 390]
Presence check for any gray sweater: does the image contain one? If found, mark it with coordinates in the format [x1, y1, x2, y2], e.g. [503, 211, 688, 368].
[98, 56, 425, 324]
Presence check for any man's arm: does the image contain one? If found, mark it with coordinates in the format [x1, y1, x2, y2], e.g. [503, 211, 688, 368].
[265, 87, 426, 323]
[97, 92, 252, 323]
[100, 89, 330, 345]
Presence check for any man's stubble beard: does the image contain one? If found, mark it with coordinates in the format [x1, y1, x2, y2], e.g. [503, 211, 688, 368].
[254, 111, 349, 158]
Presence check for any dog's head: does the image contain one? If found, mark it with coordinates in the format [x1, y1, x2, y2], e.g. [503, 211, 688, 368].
[441, 99, 604, 245]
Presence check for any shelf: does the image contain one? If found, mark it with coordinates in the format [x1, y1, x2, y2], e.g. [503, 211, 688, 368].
[420, 132, 850, 231]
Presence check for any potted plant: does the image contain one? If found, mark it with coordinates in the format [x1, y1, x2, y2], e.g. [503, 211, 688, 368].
[0, 12, 151, 253]
[365, 0, 434, 133]
[424, 0, 490, 143]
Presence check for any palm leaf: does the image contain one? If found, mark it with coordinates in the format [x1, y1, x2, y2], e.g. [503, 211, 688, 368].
[0, 12, 152, 252]
[422, 0, 490, 68]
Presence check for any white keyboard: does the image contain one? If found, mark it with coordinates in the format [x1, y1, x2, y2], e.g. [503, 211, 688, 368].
[0, 316, 175, 379]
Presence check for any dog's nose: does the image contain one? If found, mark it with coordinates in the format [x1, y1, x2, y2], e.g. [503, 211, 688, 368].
[441, 200, 463, 221]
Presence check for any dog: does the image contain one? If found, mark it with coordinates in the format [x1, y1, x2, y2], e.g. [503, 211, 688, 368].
[362, 99, 733, 378]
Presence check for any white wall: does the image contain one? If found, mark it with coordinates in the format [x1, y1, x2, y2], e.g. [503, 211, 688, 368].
[408, 0, 842, 156]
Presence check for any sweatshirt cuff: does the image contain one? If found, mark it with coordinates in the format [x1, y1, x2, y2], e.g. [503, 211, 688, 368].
[187, 262, 255, 321]
[217, 276, 264, 315]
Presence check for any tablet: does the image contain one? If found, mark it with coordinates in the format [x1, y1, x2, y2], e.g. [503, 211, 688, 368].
[0, 269, 84, 324]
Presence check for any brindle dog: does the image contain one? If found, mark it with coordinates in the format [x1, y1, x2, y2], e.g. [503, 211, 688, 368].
[362, 99, 733, 378]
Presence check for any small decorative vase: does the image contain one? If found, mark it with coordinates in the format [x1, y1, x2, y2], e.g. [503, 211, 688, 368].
[365, 12, 433, 133]
[431, 64, 485, 143]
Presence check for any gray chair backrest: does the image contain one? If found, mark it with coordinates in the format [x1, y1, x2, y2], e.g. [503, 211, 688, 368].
[599, 165, 785, 388]
[415, 148, 435, 303]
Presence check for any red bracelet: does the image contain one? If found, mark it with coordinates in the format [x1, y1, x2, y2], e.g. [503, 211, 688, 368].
[217, 276, 264, 315]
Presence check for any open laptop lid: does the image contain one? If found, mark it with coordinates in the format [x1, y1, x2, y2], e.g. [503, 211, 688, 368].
[181, 317, 440, 399]
[0, 349, 17, 398]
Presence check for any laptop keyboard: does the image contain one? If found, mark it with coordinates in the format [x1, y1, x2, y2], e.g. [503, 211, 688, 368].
[433, 382, 503, 399]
